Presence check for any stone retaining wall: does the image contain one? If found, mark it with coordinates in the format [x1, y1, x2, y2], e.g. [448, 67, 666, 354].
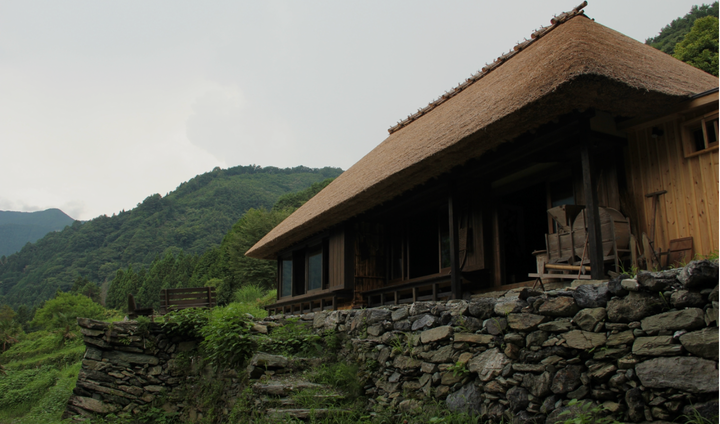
[66, 259, 719, 423]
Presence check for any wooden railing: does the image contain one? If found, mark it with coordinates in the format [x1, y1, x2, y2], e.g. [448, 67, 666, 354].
[159, 287, 217, 315]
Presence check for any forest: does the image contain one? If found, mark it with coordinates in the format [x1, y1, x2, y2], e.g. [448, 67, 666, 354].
[0, 165, 341, 310]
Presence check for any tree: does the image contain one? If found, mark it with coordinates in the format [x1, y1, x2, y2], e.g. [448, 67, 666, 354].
[646, 2, 719, 55]
[673, 16, 719, 75]
[220, 208, 294, 303]
[30, 292, 106, 331]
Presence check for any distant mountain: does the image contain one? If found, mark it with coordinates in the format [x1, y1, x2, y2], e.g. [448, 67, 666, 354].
[0, 209, 75, 257]
[0, 165, 342, 308]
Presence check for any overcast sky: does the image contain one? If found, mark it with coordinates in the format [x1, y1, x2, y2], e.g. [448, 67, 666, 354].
[0, 1, 707, 221]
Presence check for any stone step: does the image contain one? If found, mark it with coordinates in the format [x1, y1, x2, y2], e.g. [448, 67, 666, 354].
[253, 381, 325, 396]
[261, 394, 346, 407]
[266, 408, 351, 420]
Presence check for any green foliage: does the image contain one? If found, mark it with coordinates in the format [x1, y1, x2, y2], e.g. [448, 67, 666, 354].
[261, 317, 322, 356]
[646, 2, 719, 55]
[199, 303, 257, 369]
[556, 399, 622, 424]
[674, 16, 719, 75]
[311, 362, 362, 399]
[448, 360, 469, 377]
[272, 178, 334, 211]
[162, 307, 211, 339]
[0, 165, 342, 310]
[220, 207, 294, 301]
[681, 404, 716, 424]
[30, 292, 107, 332]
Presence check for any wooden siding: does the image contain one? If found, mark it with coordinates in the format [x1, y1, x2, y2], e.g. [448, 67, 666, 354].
[625, 115, 719, 258]
[328, 227, 354, 289]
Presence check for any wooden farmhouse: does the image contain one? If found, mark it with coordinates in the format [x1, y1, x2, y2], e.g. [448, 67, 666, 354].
[246, 4, 719, 314]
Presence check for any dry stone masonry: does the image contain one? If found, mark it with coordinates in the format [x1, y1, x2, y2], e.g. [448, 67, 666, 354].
[65, 259, 719, 423]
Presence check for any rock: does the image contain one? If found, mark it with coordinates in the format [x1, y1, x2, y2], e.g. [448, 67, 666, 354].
[621, 279, 640, 291]
[494, 298, 526, 315]
[390, 307, 409, 322]
[393, 355, 422, 370]
[366, 308, 392, 325]
[572, 284, 610, 308]
[468, 298, 496, 320]
[682, 400, 719, 423]
[452, 315, 482, 332]
[636, 356, 719, 393]
[640, 308, 706, 333]
[566, 384, 590, 400]
[69, 396, 118, 414]
[678, 259, 719, 289]
[538, 319, 573, 332]
[679, 327, 718, 360]
[506, 386, 530, 412]
[393, 320, 411, 331]
[445, 383, 483, 415]
[561, 330, 606, 349]
[608, 276, 630, 296]
[427, 345, 454, 363]
[551, 365, 583, 394]
[670, 290, 705, 308]
[454, 333, 493, 344]
[632, 336, 682, 356]
[250, 352, 288, 369]
[312, 311, 330, 328]
[637, 269, 681, 291]
[420, 325, 453, 344]
[526, 330, 550, 348]
[606, 293, 664, 322]
[411, 314, 437, 331]
[467, 348, 510, 382]
[572, 308, 606, 332]
[103, 351, 159, 366]
[366, 323, 384, 337]
[484, 317, 508, 335]
[587, 363, 616, 382]
[505, 342, 521, 360]
[625, 387, 645, 423]
[538, 296, 580, 317]
[606, 330, 634, 347]
[522, 371, 552, 398]
[507, 313, 547, 331]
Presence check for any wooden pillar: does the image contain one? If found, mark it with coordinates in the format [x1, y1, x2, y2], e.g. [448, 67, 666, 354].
[448, 191, 462, 299]
[581, 144, 605, 279]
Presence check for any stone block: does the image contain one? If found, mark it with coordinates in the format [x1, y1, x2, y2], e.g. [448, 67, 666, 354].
[538, 296, 580, 317]
[636, 356, 719, 393]
[640, 308, 706, 333]
[467, 348, 510, 382]
[632, 336, 682, 356]
[420, 325, 453, 344]
[453, 333, 493, 344]
[507, 313, 546, 331]
[561, 330, 606, 350]
[679, 327, 719, 360]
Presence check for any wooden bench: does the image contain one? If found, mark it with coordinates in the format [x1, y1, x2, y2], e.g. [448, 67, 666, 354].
[159, 287, 217, 315]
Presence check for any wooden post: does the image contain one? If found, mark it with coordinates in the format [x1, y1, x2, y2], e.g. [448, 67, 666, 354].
[581, 144, 605, 279]
[448, 191, 462, 299]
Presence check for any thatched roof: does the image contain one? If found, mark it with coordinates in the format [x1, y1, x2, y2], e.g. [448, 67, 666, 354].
[247, 7, 719, 260]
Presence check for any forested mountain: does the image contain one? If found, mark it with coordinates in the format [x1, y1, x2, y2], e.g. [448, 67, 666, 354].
[0, 209, 75, 257]
[646, 2, 718, 55]
[104, 178, 335, 312]
[0, 165, 342, 309]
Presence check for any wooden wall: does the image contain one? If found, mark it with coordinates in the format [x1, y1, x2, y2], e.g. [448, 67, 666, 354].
[624, 114, 719, 258]
[328, 227, 354, 289]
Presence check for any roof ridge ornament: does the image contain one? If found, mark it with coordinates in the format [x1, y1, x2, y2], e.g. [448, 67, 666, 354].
[387, 1, 588, 135]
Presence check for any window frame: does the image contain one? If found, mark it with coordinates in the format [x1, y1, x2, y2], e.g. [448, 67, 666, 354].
[682, 112, 719, 158]
[278, 255, 293, 298]
[305, 244, 325, 293]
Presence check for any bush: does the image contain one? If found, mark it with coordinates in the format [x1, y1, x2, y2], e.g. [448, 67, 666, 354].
[30, 292, 107, 331]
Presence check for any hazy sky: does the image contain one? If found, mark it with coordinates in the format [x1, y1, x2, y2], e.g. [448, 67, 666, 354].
[0, 1, 707, 221]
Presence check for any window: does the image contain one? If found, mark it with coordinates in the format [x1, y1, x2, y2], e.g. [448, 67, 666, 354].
[280, 258, 292, 297]
[307, 247, 323, 291]
[682, 112, 719, 157]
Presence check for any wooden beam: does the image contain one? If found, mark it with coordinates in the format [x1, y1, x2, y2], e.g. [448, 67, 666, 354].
[448, 191, 461, 299]
[581, 144, 605, 279]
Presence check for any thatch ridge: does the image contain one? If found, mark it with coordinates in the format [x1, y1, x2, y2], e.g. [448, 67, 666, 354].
[246, 11, 719, 260]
